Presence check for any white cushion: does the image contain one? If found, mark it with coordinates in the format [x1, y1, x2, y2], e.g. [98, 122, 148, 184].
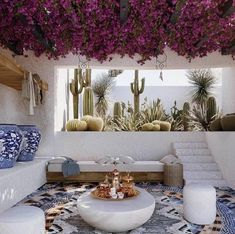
[95, 156, 135, 165]
[0, 206, 45, 234]
[160, 154, 181, 164]
[47, 160, 164, 172]
[183, 184, 216, 225]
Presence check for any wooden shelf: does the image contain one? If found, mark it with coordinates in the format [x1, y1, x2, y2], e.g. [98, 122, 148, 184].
[0, 54, 24, 90]
[0, 53, 48, 91]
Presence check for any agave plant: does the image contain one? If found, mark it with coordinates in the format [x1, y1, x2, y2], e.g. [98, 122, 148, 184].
[170, 101, 184, 131]
[187, 69, 217, 107]
[92, 73, 116, 118]
[104, 101, 143, 131]
[140, 98, 170, 123]
[188, 104, 220, 131]
[112, 114, 143, 131]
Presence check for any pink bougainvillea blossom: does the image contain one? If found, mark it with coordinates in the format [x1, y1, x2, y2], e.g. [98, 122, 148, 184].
[0, 0, 234, 63]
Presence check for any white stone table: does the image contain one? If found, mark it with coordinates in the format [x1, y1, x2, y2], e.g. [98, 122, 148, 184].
[77, 187, 155, 232]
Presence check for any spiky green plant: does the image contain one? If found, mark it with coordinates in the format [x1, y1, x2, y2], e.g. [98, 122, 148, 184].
[111, 114, 143, 131]
[104, 101, 143, 132]
[170, 101, 184, 131]
[188, 105, 208, 131]
[140, 98, 170, 123]
[188, 101, 220, 131]
[92, 73, 116, 118]
[187, 69, 217, 106]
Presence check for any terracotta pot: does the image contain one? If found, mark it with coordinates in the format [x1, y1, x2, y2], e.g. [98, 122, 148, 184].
[221, 114, 235, 131]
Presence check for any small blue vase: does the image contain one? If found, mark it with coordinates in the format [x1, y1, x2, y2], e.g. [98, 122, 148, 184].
[0, 124, 22, 169]
[17, 125, 41, 162]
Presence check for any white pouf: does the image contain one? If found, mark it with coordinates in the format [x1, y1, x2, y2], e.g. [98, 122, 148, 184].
[0, 206, 45, 234]
[183, 184, 216, 225]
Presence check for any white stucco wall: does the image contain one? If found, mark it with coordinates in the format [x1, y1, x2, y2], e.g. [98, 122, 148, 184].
[222, 68, 235, 114]
[0, 48, 234, 163]
[206, 133, 235, 189]
[0, 84, 27, 124]
[54, 132, 205, 160]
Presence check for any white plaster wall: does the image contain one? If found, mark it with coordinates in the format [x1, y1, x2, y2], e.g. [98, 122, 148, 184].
[222, 68, 235, 114]
[0, 84, 27, 124]
[206, 133, 235, 189]
[54, 132, 205, 161]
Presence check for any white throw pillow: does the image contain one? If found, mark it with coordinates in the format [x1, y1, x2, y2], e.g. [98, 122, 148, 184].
[96, 156, 135, 165]
[160, 154, 181, 164]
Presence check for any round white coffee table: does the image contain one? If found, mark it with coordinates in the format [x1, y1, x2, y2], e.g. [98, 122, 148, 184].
[77, 187, 155, 232]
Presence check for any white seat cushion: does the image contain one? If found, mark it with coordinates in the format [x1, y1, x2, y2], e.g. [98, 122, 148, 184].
[47, 160, 164, 172]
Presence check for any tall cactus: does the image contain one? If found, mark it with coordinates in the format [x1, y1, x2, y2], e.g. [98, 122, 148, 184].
[70, 69, 92, 119]
[70, 69, 83, 119]
[113, 102, 122, 119]
[83, 87, 94, 116]
[183, 102, 190, 131]
[130, 70, 145, 117]
[207, 96, 217, 122]
[84, 69, 91, 87]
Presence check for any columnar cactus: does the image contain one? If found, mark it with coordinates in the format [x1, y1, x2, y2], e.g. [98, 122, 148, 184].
[83, 87, 94, 116]
[183, 102, 190, 131]
[84, 69, 91, 87]
[70, 69, 92, 118]
[207, 96, 217, 122]
[130, 70, 145, 117]
[113, 102, 122, 119]
[70, 69, 83, 119]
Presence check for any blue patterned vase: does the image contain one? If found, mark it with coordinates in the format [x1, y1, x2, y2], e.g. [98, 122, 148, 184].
[0, 124, 22, 169]
[17, 125, 41, 162]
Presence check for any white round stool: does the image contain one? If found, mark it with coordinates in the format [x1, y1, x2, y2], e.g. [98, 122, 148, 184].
[183, 184, 216, 225]
[0, 206, 45, 234]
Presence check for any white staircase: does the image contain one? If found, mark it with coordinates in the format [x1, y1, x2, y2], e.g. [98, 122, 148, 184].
[173, 142, 227, 187]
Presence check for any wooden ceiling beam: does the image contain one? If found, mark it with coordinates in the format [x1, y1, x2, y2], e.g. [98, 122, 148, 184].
[0, 54, 24, 76]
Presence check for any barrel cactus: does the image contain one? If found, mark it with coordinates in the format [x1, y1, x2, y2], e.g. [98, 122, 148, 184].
[207, 96, 217, 122]
[183, 102, 191, 131]
[83, 87, 94, 116]
[113, 102, 122, 119]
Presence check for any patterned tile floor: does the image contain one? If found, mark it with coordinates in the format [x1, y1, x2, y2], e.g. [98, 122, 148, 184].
[18, 183, 235, 234]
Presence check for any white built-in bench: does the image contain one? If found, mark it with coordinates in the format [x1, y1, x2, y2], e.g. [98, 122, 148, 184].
[47, 160, 164, 183]
[0, 158, 164, 213]
[0, 160, 47, 213]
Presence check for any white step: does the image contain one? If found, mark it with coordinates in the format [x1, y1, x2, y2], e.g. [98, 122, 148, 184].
[175, 148, 210, 156]
[184, 171, 223, 180]
[183, 163, 218, 171]
[185, 179, 228, 187]
[179, 156, 214, 163]
[173, 142, 207, 149]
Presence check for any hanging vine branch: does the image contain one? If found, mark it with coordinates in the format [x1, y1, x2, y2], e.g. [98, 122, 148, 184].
[120, 0, 130, 25]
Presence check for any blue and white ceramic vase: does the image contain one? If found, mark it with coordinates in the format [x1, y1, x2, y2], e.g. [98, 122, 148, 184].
[17, 125, 41, 162]
[0, 124, 22, 169]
